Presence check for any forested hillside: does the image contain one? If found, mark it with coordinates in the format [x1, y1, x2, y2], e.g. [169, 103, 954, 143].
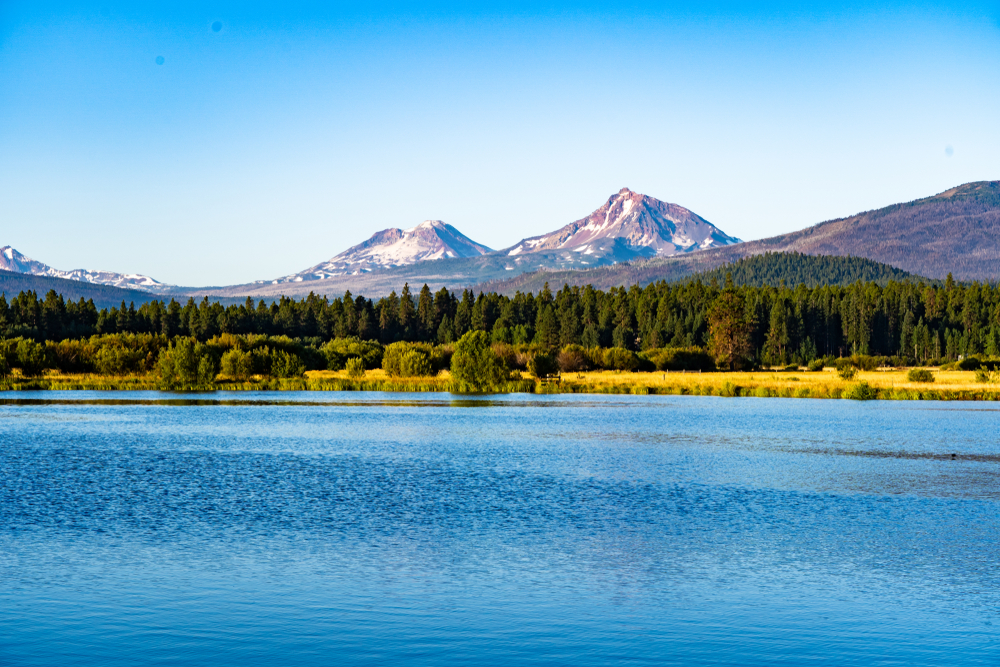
[0, 269, 159, 309]
[690, 253, 926, 288]
[4, 272, 999, 369]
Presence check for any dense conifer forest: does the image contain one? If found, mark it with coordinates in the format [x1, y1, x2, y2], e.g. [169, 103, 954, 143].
[1, 265, 999, 388]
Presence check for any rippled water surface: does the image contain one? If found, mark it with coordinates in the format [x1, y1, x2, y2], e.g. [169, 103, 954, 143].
[2, 391, 1000, 665]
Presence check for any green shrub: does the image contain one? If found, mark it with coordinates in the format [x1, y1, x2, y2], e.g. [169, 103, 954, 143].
[221, 348, 254, 380]
[719, 381, 738, 397]
[837, 366, 857, 380]
[345, 357, 366, 378]
[450, 330, 510, 391]
[528, 352, 559, 378]
[843, 381, 877, 400]
[807, 359, 825, 372]
[641, 347, 715, 372]
[158, 338, 218, 389]
[93, 345, 145, 376]
[957, 357, 982, 371]
[271, 350, 306, 378]
[783, 364, 799, 372]
[321, 337, 383, 371]
[15, 339, 49, 377]
[0, 353, 9, 379]
[906, 369, 935, 383]
[383, 342, 434, 377]
[603, 347, 640, 371]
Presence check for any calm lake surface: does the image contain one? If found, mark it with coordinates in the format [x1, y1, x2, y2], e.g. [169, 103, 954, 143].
[2, 391, 999, 665]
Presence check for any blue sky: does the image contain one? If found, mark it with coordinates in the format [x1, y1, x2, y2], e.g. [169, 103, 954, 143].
[1, 1, 998, 286]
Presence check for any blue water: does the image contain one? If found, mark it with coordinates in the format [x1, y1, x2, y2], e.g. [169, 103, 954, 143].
[2, 392, 999, 665]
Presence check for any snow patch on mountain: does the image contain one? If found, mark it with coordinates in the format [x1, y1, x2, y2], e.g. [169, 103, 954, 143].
[0, 246, 171, 293]
[270, 220, 492, 283]
[504, 188, 740, 259]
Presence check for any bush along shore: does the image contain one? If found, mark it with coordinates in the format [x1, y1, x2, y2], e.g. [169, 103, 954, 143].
[2, 276, 1000, 399]
[0, 330, 998, 400]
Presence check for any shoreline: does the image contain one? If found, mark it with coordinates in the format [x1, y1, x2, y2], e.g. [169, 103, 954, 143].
[2, 369, 999, 401]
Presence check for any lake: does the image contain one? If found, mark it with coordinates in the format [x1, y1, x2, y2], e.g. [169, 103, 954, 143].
[2, 392, 999, 665]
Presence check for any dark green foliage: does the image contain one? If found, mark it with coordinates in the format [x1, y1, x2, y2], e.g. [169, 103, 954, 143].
[838, 366, 858, 380]
[956, 357, 982, 371]
[602, 347, 640, 372]
[808, 359, 825, 372]
[527, 352, 559, 378]
[321, 337, 383, 370]
[450, 331, 509, 391]
[693, 253, 924, 288]
[906, 369, 935, 383]
[383, 342, 436, 377]
[843, 381, 878, 400]
[15, 339, 48, 377]
[641, 347, 716, 371]
[157, 338, 217, 390]
[5, 263, 1000, 375]
[221, 348, 254, 380]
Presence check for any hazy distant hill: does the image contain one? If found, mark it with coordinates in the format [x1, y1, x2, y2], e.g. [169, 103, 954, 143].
[0, 269, 161, 309]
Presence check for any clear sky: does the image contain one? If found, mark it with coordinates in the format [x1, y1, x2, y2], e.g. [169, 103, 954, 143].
[1, 1, 998, 286]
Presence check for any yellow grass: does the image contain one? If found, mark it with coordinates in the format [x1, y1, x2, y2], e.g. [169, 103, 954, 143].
[1, 367, 998, 400]
[548, 368, 1000, 399]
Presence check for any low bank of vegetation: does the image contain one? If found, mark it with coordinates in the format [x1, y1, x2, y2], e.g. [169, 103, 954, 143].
[1, 329, 998, 400]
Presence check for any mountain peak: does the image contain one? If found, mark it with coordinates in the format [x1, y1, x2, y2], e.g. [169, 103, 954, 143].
[409, 220, 447, 232]
[504, 189, 740, 260]
[0, 246, 169, 292]
[270, 220, 493, 283]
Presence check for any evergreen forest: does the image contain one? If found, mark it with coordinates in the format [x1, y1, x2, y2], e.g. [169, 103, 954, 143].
[1, 267, 999, 389]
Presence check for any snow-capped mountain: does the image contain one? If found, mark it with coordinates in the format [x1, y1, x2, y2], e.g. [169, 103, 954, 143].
[270, 220, 492, 283]
[504, 188, 740, 259]
[0, 246, 171, 293]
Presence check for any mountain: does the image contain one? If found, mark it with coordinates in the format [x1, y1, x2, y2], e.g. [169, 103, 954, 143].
[0, 246, 170, 293]
[476, 181, 1000, 293]
[0, 269, 162, 309]
[267, 220, 492, 284]
[502, 187, 740, 262]
[693, 181, 1000, 281]
[201, 188, 740, 298]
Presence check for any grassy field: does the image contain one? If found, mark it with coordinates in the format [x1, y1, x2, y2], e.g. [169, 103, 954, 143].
[1, 367, 998, 400]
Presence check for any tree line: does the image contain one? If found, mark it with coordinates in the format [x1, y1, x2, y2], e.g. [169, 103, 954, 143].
[2, 271, 1000, 370]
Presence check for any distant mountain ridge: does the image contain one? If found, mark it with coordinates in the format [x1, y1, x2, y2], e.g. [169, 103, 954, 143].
[475, 181, 1000, 294]
[269, 220, 493, 283]
[0, 246, 170, 293]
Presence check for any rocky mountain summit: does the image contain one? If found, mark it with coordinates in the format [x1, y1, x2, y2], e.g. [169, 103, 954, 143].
[268, 220, 493, 284]
[502, 187, 740, 261]
[0, 246, 170, 293]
